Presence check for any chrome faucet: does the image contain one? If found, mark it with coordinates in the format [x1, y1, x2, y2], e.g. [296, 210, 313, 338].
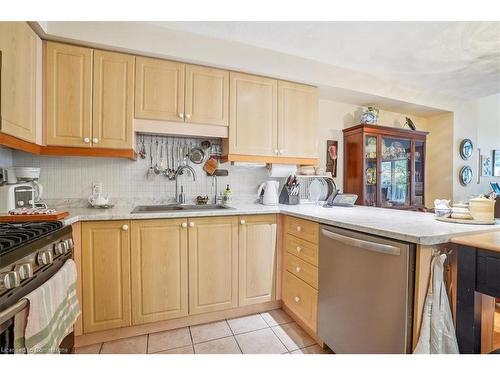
[175, 165, 196, 204]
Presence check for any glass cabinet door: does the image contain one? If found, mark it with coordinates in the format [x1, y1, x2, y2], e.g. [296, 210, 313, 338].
[380, 137, 411, 207]
[414, 141, 425, 207]
[364, 136, 377, 206]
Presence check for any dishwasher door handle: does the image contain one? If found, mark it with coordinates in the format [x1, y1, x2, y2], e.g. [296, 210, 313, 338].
[321, 229, 401, 256]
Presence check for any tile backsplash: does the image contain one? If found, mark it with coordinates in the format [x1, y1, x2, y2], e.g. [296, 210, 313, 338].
[11, 136, 270, 208]
[0, 146, 13, 167]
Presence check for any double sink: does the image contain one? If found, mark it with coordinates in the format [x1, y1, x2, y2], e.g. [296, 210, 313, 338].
[131, 204, 233, 214]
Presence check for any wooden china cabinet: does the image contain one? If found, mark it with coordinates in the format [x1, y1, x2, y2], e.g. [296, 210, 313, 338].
[343, 124, 428, 210]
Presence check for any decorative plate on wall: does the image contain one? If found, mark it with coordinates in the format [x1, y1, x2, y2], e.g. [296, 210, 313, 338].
[459, 166, 473, 186]
[459, 139, 474, 160]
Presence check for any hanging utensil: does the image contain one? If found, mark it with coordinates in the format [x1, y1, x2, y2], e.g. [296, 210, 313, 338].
[147, 141, 156, 180]
[154, 139, 162, 175]
[189, 147, 206, 164]
[139, 135, 146, 159]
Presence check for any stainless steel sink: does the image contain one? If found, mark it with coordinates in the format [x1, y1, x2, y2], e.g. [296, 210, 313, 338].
[131, 204, 233, 213]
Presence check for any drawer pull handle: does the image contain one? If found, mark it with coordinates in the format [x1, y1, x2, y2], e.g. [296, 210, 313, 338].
[295, 266, 301, 273]
[296, 226, 302, 232]
[294, 296, 300, 303]
[296, 246, 302, 252]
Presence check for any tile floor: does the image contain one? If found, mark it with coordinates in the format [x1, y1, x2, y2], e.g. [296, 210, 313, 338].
[75, 309, 333, 354]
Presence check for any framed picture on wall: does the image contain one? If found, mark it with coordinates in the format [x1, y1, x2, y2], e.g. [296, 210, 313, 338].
[481, 155, 492, 177]
[493, 150, 500, 177]
[326, 140, 338, 177]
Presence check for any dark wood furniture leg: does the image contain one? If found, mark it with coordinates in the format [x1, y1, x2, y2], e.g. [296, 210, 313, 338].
[456, 245, 482, 353]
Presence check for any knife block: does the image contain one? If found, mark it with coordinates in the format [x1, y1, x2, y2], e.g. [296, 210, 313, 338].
[279, 185, 300, 205]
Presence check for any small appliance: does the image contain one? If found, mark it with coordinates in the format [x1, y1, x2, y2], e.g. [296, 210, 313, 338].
[0, 183, 35, 212]
[257, 180, 279, 205]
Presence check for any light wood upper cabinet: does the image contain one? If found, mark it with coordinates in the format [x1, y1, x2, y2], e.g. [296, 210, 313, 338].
[45, 42, 92, 147]
[185, 65, 229, 126]
[130, 219, 188, 325]
[81, 221, 131, 333]
[278, 81, 318, 158]
[0, 22, 40, 143]
[188, 216, 238, 315]
[93, 50, 134, 149]
[135, 57, 185, 122]
[228, 72, 278, 156]
[238, 215, 277, 306]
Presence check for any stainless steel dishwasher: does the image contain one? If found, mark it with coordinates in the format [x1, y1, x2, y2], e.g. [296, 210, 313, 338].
[318, 225, 415, 354]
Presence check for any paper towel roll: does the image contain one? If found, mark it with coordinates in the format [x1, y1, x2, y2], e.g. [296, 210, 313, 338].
[267, 164, 297, 178]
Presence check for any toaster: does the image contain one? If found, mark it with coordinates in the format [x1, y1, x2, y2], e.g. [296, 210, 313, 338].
[0, 183, 35, 212]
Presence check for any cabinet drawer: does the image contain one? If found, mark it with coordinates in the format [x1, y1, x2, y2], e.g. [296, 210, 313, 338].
[285, 234, 318, 266]
[284, 216, 318, 244]
[283, 271, 318, 332]
[285, 252, 318, 289]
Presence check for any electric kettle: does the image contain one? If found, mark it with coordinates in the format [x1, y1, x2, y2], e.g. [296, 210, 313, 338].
[257, 180, 279, 206]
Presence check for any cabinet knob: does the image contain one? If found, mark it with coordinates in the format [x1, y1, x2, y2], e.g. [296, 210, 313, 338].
[296, 246, 302, 252]
[279, 149, 284, 154]
[181, 222, 188, 228]
[295, 266, 301, 273]
[185, 114, 191, 119]
[178, 113, 184, 119]
[189, 222, 195, 227]
[274, 149, 279, 155]
[93, 138, 99, 144]
[294, 296, 300, 303]
[240, 219, 246, 225]
[122, 224, 129, 231]
[296, 226, 302, 232]
[83, 137, 90, 143]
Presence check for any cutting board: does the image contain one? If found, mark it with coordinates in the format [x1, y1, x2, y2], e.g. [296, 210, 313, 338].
[0, 211, 69, 222]
[435, 216, 497, 225]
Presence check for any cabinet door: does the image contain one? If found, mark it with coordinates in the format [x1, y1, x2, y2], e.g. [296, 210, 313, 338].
[93, 50, 134, 149]
[185, 65, 229, 126]
[130, 219, 188, 325]
[188, 216, 238, 314]
[0, 22, 38, 142]
[81, 221, 131, 333]
[135, 57, 185, 121]
[229, 72, 277, 156]
[238, 215, 277, 306]
[278, 81, 318, 158]
[45, 42, 92, 147]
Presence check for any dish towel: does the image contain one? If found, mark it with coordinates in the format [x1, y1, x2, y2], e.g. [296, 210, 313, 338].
[414, 254, 459, 354]
[14, 259, 80, 354]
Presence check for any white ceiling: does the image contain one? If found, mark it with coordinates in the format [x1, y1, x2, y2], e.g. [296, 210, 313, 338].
[149, 21, 500, 99]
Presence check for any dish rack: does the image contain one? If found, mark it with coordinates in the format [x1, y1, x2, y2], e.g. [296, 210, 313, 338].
[287, 175, 337, 204]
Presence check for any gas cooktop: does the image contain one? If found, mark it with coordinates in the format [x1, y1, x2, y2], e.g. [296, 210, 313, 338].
[0, 221, 63, 256]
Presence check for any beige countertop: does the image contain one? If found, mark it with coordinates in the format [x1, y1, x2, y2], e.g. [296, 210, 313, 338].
[451, 231, 500, 253]
[59, 203, 500, 246]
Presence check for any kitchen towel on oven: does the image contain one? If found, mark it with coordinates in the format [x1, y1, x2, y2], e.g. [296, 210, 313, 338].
[14, 259, 80, 354]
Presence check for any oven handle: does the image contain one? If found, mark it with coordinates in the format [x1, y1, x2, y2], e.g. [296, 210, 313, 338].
[321, 229, 401, 256]
[0, 299, 28, 326]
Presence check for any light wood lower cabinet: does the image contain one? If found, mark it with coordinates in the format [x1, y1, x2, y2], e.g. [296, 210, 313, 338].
[238, 215, 277, 306]
[81, 221, 131, 333]
[188, 216, 238, 314]
[130, 219, 188, 325]
[0, 22, 40, 143]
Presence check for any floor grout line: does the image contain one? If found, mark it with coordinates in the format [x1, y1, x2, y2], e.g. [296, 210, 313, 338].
[226, 319, 244, 354]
